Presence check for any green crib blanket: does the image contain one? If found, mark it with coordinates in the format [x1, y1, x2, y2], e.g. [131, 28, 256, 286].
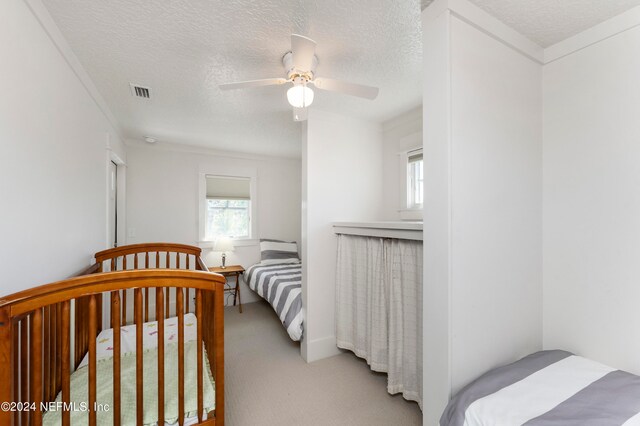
[43, 340, 216, 425]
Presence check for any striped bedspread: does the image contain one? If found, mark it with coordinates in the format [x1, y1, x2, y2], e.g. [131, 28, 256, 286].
[245, 262, 304, 341]
[441, 350, 640, 426]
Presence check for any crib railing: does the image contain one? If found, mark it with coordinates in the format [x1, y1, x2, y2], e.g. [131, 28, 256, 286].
[94, 242, 208, 325]
[0, 244, 225, 426]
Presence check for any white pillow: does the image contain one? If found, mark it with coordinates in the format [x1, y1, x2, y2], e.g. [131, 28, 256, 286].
[260, 239, 299, 264]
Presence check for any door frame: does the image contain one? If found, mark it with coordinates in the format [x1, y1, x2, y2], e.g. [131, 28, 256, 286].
[106, 146, 126, 250]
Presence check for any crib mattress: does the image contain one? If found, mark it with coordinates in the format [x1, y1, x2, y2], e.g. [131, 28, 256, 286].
[77, 313, 199, 368]
[43, 314, 215, 426]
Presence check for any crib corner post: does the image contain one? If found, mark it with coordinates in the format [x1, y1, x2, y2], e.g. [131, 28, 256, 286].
[0, 307, 11, 425]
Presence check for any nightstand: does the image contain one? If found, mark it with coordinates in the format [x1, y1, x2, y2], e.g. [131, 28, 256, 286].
[208, 265, 245, 313]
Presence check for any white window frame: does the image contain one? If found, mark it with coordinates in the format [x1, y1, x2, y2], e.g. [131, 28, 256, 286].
[198, 167, 258, 247]
[398, 140, 423, 221]
[406, 148, 424, 209]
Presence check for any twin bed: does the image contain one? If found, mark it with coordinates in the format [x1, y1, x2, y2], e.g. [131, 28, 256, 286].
[0, 243, 225, 426]
[245, 239, 304, 342]
[442, 350, 640, 425]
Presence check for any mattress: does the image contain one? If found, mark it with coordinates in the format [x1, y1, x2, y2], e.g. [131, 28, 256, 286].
[245, 262, 304, 341]
[43, 313, 215, 426]
[441, 350, 640, 426]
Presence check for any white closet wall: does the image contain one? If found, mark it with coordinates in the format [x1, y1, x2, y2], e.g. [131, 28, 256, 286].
[422, 1, 543, 424]
[301, 109, 384, 363]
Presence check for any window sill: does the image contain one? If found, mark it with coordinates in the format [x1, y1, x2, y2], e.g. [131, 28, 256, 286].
[398, 209, 423, 221]
[198, 239, 259, 249]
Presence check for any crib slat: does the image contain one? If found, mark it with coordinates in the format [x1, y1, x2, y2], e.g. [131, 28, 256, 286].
[134, 253, 139, 269]
[43, 306, 51, 403]
[88, 295, 97, 426]
[177, 252, 181, 269]
[166, 251, 170, 268]
[50, 305, 57, 402]
[177, 288, 185, 425]
[21, 317, 29, 426]
[11, 320, 19, 426]
[186, 254, 190, 269]
[135, 288, 143, 426]
[145, 252, 150, 322]
[186, 288, 190, 314]
[166, 287, 170, 319]
[31, 308, 43, 425]
[111, 291, 121, 426]
[75, 298, 85, 370]
[145, 288, 149, 323]
[97, 293, 103, 334]
[122, 290, 127, 325]
[196, 290, 203, 422]
[156, 288, 165, 425]
[0, 309, 12, 426]
[123, 255, 127, 270]
[156, 251, 160, 268]
[214, 285, 225, 423]
[55, 303, 62, 396]
[61, 301, 71, 426]
[110, 258, 115, 272]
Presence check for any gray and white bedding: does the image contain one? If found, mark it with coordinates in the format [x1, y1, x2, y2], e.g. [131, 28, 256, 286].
[246, 262, 304, 341]
[441, 350, 640, 426]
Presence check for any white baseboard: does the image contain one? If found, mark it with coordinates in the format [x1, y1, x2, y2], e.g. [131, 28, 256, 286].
[302, 335, 344, 363]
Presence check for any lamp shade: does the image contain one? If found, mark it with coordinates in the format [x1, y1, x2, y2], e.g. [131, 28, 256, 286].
[214, 237, 234, 252]
[287, 85, 314, 108]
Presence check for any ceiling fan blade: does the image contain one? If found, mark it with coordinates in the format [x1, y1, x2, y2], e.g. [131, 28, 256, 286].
[219, 78, 288, 91]
[291, 34, 317, 71]
[312, 78, 379, 100]
[293, 107, 308, 122]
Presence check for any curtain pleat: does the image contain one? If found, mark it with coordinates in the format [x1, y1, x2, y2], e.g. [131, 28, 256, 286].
[335, 235, 388, 371]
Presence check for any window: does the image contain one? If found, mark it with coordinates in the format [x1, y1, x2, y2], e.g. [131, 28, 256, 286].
[206, 199, 250, 239]
[204, 175, 252, 240]
[407, 149, 423, 209]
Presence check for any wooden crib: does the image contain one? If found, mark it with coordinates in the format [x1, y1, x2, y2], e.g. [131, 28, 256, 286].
[0, 243, 225, 426]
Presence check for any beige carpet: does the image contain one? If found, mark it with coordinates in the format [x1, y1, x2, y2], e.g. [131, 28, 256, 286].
[224, 301, 422, 426]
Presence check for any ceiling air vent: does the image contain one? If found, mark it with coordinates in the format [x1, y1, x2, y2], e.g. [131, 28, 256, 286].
[129, 83, 151, 99]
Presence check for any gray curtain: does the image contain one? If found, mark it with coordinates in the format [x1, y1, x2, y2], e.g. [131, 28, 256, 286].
[335, 234, 423, 409]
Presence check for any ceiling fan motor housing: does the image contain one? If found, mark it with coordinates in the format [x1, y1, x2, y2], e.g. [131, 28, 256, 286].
[282, 51, 318, 81]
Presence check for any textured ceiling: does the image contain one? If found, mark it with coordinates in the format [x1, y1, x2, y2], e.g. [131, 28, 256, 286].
[467, 0, 640, 47]
[41, 0, 423, 158]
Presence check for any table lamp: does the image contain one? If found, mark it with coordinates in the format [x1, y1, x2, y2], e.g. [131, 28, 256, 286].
[214, 237, 234, 268]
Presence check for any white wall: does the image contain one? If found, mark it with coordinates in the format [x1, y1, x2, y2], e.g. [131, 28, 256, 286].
[543, 24, 640, 374]
[381, 107, 423, 221]
[0, 0, 125, 294]
[125, 142, 301, 305]
[302, 109, 383, 362]
[423, 2, 543, 424]
[449, 14, 543, 393]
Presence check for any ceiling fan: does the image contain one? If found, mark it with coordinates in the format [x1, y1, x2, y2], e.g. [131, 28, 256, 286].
[219, 34, 379, 122]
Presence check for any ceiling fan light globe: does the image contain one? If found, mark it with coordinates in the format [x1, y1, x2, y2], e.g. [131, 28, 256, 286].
[287, 85, 314, 108]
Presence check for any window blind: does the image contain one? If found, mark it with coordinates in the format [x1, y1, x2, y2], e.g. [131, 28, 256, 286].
[206, 176, 250, 200]
[408, 150, 423, 163]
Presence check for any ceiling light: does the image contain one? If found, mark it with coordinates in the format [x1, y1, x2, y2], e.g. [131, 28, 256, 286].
[287, 84, 314, 108]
